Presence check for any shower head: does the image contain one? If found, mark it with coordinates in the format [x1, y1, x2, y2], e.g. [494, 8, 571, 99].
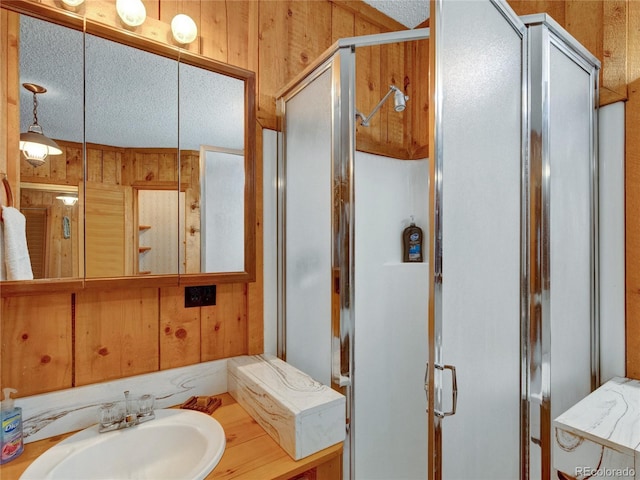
[392, 85, 407, 112]
[357, 84, 409, 127]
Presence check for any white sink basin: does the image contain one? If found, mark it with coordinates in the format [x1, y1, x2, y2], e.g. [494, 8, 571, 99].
[20, 409, 226, 480]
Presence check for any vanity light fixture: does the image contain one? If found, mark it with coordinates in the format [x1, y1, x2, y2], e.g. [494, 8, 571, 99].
[60, 0, 84, 11]
[19, 83, 62, 168]
[116, 0, 146, 28]
[56, 194, 78, 206]
[171, 14, 198, 44]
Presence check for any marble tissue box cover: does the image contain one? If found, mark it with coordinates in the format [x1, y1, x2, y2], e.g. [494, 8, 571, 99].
[553, 377, 640, 480]
[228, 354, 346, 460]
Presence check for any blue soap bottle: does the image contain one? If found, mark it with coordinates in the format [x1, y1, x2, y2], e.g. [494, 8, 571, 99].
[1, 388, 24, 464]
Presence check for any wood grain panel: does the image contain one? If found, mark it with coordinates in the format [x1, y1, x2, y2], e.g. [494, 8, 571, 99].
[1, 294, 72, 396]
[382, 41, 405, 148]
[160, 286, 201, 368]
[1, 9, 19, 208]
[331, 3, 355, 43]
[200, 0, 227, 63]
[626, 78, 640, 380]
[201, 283, 247, 360]
[408, 38, 429, 158]
[602, 1, 627, 100]
[75, 288, 159, 385]
[508, 0, 566, 24]
[565, 1, 602, 60]
[258, 0, 332, 126]
[629, 0, 640, 84]
[226, 0, 259, 73]
[248, 125, 264, 355]
[355, 19, 383, 145]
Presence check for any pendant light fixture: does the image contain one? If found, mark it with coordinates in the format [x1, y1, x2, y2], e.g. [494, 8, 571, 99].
[19, 83, 62, 168]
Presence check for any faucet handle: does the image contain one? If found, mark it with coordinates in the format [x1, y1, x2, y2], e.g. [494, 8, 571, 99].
[99, 402, 123, 427]
[137, 394, 155, 417]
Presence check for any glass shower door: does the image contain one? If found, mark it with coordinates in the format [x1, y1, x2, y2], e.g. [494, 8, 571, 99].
[431, 1, 526, 478]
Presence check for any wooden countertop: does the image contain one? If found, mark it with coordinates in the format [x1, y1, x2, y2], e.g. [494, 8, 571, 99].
[0, 393, 343, 480]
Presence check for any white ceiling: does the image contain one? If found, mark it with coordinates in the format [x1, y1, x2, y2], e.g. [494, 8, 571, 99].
[362, 0, 430, 29]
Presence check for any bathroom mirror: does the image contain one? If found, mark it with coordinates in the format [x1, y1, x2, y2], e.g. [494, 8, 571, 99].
[178, 61, 248, 277]
[84, 32, 180, 278]
[3, 2, 256, 287]
[16, 14, 84, 280]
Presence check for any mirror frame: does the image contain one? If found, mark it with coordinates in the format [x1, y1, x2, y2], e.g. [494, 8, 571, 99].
[1, 0, 256, 295]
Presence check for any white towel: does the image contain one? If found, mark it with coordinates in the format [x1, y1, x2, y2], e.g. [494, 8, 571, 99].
[1, 206, 34, 281]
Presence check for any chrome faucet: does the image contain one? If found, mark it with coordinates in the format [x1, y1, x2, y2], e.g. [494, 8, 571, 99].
[98, 391, 155, 433]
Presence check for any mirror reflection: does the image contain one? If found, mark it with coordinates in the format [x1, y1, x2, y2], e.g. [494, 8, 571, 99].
[12, 11, 251, 282]
[178, 62, 245, 274]
[18, 15, 83, 280]
[84, 33, 179, 277]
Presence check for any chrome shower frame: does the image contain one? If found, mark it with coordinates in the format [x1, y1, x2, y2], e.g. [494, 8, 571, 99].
[276, 28, 429, 480]
[522, 14, 601, 478]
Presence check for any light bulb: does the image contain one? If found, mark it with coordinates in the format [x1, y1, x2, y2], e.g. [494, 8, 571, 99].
[20, 141, 49, 167]
[56, 195, 78, 206]
[171, 14, 197, 44]
[61, 0, 84, 10]
[116, 0, 146, 27]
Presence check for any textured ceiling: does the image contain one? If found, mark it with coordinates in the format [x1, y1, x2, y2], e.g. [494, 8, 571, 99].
[362, 0, 430, 29]
[19, 1, 423, 150]
[20, 15, 244, 152]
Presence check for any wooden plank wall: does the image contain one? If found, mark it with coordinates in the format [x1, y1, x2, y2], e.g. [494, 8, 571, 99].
[4, 0, 640, 393]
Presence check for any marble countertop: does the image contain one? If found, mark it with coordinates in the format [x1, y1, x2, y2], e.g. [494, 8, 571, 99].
[554, 376, 640, 456]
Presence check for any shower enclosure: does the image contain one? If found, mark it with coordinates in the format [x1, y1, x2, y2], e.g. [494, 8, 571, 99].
[276, 0, 600, 478]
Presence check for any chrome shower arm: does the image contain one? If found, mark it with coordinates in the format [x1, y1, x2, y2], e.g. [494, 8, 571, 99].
[357, 85, 397, 127]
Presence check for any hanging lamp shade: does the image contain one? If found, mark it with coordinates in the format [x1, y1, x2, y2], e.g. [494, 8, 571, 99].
[19, 83, 62, 168]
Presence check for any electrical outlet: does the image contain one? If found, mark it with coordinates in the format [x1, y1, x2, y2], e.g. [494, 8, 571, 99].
[184, 285, 217, 308]
[201, 285, 216, 306]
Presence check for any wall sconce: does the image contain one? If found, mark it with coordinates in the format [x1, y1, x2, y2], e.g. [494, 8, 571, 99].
[56, 194, 78, 206]
[116, 0, 146, 28]
[19, 83, 62, 168]
[171, 14, 197, 44]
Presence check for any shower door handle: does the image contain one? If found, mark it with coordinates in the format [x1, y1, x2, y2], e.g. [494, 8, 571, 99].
[424, 363, 458, 418]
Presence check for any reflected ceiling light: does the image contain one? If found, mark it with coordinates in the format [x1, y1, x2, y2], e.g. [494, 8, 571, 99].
[19, 83, 62, 168]
[116, 0, 146, 27]
[171, 14, 198, 44]
[56, 194, 78, 206]
[355, 85, 409, 127]
[60, 0, 84, 11]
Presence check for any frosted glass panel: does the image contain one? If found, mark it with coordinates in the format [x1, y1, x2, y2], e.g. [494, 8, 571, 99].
[201, 150, 245, 272]
[284, 69, 333, 386]
[598, 102, 625, 383]
[438, 2, 522, 478]
[549, 44, 592, 419]
[354, 153, 429, 479]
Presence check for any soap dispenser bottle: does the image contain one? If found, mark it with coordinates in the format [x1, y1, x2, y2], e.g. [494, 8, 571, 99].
[403, 216, 423, 263]
[1, 388, 24, 464]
